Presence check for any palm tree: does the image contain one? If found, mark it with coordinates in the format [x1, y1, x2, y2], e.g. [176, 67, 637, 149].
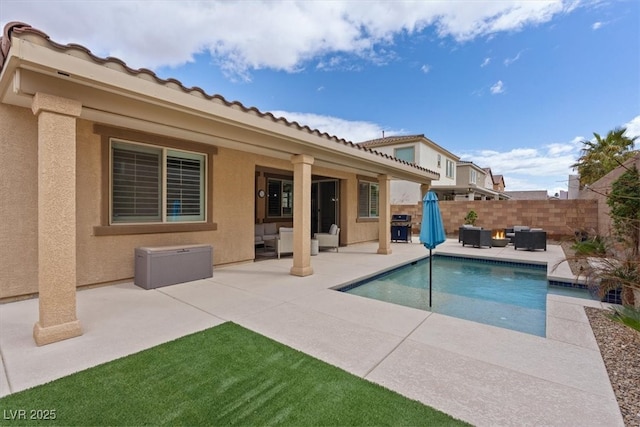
[572, 127, 638, 187]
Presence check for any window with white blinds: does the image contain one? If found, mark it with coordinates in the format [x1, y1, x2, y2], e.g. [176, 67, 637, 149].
[266, 178, 293, 218]
[111, 140, 205, 224]
[358, 181, 379, 218]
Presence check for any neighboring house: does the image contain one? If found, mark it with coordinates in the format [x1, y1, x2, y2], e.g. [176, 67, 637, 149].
[492, 173, 506, 193]
[0, 23, 438, 345]
[431, 161, 509, 201]
[359, 134, 458, 204]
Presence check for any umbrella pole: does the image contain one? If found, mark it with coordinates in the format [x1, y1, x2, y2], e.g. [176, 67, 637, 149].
[429, 248, 433, 307]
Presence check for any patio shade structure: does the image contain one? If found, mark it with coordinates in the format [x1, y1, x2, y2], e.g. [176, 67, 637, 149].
[419, 191, 446, 307]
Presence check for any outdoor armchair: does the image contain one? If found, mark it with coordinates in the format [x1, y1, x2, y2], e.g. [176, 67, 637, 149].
[267, 227, 294, 259]
[314, 224, 340, 252]
[513, 230, 547, 251]
[461, 227, 492, 248]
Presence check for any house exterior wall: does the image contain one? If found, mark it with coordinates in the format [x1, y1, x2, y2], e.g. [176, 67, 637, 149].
[456, 164, 486, 188]
[372, 141, 454, 204]
[74, 118, 259, 289]
[392, 199, 598, 239]
[0, 104, 39, 298]
[484, 174, 493, 189]
[1, 104, 382, 299]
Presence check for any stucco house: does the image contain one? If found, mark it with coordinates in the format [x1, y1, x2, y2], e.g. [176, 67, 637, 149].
[431, 161, 509, 201]
[0, 22, 438, 345]
[359, 134, 459, 204]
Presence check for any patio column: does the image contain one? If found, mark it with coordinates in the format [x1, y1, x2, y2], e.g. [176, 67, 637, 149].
[31, 93, 83, 346]
[377, 174, 392, 255]
[420, 183, 430, 201]
[290, 154, 314, 277]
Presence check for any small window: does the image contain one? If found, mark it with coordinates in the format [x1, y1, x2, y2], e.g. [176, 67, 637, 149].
[470, 169, 477, 184]
[446, 160, 455, 178]
[394, 147, 415, 163]
[358, 181, 379, 218]
[437, 154, 442, 168]
[111, 140, 205, 224]
[267, 178, 293, 218]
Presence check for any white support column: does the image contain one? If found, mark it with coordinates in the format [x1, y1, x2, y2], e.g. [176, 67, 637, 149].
[31, 93, 83, 346]
[290, 154, 314, 277]
[377, 174, 392, 255]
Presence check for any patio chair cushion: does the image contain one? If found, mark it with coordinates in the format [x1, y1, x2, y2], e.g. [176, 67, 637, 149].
[264, 222, 277, 235]
[328, 224, 339, 235]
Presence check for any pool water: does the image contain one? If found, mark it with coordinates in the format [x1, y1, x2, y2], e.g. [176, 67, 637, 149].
[341, 256, 552, 336]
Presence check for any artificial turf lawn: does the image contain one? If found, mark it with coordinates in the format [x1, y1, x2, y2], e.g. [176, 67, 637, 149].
[0, 322, 468, 426]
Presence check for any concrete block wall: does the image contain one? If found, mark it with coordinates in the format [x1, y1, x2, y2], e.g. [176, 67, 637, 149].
[392, 199, 599, 239]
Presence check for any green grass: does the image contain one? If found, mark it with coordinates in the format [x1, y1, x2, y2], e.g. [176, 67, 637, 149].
[0, 322, 468, 426]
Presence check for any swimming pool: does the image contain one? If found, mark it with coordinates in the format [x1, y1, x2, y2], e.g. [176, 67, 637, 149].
[339, 255, 587, 337]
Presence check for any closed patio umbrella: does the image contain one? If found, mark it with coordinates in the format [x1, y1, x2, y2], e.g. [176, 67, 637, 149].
[419, 191, 446, 307]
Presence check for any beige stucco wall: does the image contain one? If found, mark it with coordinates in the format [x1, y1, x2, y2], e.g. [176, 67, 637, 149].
[74, 119, 260, 287]
[0, 104, 39, 298]
[1, 104, 382, 299]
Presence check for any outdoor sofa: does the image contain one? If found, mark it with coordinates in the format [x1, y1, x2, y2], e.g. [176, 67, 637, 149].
[461, 227, 492, 248]
[254, 223, 279, 247]
[513, 229, 547, 251]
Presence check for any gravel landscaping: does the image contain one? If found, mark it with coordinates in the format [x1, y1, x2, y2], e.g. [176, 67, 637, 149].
[585, 307, 640, 427]
[558, 239, 639, 426]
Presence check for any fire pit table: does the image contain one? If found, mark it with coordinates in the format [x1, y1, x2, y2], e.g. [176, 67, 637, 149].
[492, 231, 509, 247]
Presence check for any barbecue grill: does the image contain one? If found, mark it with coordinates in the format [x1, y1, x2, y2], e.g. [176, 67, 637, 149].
[391, 214, 412, 242]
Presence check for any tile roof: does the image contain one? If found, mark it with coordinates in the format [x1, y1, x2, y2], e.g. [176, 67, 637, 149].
[359, 134, 425, 147]
[0, 22, 439, 178]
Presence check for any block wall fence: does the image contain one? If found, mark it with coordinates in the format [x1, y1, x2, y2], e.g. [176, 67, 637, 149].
[392, 199, 599, 240]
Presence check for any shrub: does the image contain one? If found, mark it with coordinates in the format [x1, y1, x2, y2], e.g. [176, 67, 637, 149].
[571, 236, 607, 256]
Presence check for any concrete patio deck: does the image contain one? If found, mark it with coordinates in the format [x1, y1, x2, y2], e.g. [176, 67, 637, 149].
[0, 239, 624, 426]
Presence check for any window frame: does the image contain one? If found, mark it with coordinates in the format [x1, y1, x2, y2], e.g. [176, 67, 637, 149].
[446, 160, 455, 179]
[93, 125, 217, 236]
[110, 139, 207, 225]
[393, 146, 415, 163]
[266, 177, 294, 218]
[358, 180, 379, 219]
[469, 169, 477, 185]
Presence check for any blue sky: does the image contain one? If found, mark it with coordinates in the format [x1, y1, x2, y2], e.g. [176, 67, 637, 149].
[3, 0, 639, 195]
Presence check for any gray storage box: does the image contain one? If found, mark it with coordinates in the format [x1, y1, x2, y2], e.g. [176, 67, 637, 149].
[134, 244, 213, 289]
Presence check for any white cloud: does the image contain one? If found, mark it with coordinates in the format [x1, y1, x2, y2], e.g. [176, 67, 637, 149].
[459, 139, 584, 192]
[624, 115, 640, 141]
[490, 80, 505, 94]
[421, 64, 431, 73]
[504, 50, 525, 66]
[592, 21, 603, 30]
[1, 0, 582, 78]
[269, 110, 405, 142]
[480, 57, 491, 67]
